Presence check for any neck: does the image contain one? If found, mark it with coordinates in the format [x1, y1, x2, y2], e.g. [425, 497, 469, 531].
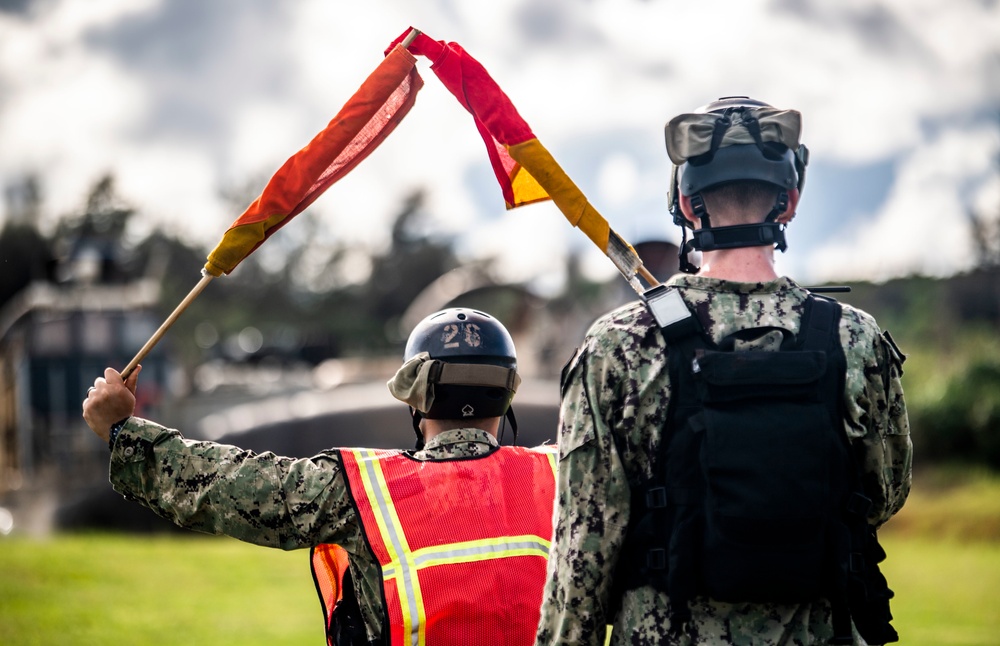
[420, 417, 500, 444]
[696, 245, 780, 282]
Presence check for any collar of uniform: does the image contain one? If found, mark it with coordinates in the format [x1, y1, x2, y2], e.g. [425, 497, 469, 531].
[421, 427, 499, 452]
[665, 274, 800, 295]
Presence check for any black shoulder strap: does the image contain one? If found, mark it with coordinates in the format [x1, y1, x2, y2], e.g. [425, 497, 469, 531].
[800, 294, 899, 644]
[630, 284, 709, 631]
[801, 294, 840, 352]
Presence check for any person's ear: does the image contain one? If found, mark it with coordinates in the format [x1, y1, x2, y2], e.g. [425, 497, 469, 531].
[678, 194, 701, 227]
[777, 189, 800, 224]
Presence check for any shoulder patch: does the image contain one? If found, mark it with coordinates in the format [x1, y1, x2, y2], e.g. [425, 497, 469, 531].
[881, 330, 906, 371]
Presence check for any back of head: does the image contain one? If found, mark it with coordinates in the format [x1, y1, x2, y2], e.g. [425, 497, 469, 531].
[665, 96, 810, 272]
[388, 308, 521, 447]
[698, 181, 785, 227]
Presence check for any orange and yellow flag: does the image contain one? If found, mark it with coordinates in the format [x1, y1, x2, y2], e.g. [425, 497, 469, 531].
[203, 43, 423, 277]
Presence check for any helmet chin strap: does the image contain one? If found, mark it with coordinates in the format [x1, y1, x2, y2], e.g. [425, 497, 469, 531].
[410, 407, 425, 450]
[677, 190, 789, 273]
[498, 406, 518, 446]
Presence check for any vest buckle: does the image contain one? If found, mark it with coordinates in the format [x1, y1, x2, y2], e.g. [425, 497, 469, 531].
[646, 486, 668, 509]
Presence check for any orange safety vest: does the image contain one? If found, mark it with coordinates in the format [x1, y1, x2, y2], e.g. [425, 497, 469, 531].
[312, 445, 557, 646]
[312, 543, 358, 644]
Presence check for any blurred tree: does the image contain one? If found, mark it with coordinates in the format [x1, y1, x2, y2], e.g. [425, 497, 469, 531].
[131, 229, 217, 371]
[0, 174, 55, 307]
[367, 189, 459, 347]
[911, 359, 1000, 468]
[146, 185, 465, 365]
[51, 174, 136, 284]
[253, 189, 463, 358]
[967, 205, 999, 269]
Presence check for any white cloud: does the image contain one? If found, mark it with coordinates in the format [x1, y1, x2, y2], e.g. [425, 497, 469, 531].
[227, 102, 310, 184]
[114, 141, 228, 246]
[458, 201, 569, 286]
[0, 0, 996, 289]
[0, 3, 156, 226]
[597, 152, 641, 208]
[808, 124, 997, 282]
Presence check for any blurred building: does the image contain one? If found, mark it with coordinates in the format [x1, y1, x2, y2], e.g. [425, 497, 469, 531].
[0, 241, 171, 502]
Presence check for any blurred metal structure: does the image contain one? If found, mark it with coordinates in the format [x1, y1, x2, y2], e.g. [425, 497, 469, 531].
[0, 260, 170, 503]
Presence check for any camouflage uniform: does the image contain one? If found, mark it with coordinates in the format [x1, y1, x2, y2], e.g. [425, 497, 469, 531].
[536, 274, 912, 646]
[111, 420, 500, 644]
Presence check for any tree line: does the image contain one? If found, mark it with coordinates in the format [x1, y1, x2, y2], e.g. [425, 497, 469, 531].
[2, 173, 999, 469]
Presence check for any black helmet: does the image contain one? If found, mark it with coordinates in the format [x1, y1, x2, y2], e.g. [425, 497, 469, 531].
[396, 308, 520, 447]
[677, 138, 801, 197]
[665, 96, 809, 272]
[404, 308, 517, 372]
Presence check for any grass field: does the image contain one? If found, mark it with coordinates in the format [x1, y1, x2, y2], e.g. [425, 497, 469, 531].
[0, 533, 320, 645]
[1, 467, 998, 645]
[875, 465, 1000, 645]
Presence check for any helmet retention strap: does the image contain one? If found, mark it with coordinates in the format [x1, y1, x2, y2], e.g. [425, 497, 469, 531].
[677, 193, 709, 274]
[678, 229, 700, 274]
[410, 407, 425, 450]
[681, 189, 790, 267]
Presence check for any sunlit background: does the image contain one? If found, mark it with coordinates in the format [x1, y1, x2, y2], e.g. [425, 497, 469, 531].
[1, 0, 996, 289]
[1, 3, 999, 644]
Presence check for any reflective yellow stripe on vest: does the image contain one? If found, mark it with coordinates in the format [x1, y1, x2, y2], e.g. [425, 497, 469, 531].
[351, 448, 556, 646]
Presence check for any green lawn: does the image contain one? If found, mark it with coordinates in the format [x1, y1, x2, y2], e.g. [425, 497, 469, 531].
[1, 468, 998, 645]
[876, 466, 1000, 645]
[0, 533, 320, 645]
[880, 536, 1000, 646]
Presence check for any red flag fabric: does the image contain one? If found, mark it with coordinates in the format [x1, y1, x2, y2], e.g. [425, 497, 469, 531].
[387, 29, 546, 210]
[388, 28, 643, 285]
[204, 44, 423, 276]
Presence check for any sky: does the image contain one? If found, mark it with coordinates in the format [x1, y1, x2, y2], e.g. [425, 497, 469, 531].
[0, 0, 997, 292]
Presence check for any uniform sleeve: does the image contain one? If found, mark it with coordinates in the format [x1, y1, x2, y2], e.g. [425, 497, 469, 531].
[866, 330, 912, 526]
[109, 417, 358, 550]
[536, 341, 631, 646]
[842, 311, 913, 528]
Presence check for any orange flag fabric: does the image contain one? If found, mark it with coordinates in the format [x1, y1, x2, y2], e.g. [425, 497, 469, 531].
[204, 43, 423, 277]
[387, 28, 645, 288]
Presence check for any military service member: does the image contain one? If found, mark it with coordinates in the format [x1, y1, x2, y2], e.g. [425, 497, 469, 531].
[83, 308, 557, 646]
[535, 97, 912, 645]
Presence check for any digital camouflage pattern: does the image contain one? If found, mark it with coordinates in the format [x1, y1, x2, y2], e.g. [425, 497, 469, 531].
[110, 422, 499, 644]
[536, 274, 912, 646]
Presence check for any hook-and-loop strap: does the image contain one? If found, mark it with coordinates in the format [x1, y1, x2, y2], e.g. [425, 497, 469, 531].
[431, 363, 521, 392]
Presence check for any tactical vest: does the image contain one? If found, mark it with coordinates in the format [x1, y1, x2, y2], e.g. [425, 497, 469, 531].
[611, 286, 897, 645]
[312, 445, 557, 646]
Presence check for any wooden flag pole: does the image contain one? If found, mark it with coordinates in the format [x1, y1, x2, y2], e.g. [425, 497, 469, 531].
[121, 273, 214, 380]
[637, 265, 659, 288]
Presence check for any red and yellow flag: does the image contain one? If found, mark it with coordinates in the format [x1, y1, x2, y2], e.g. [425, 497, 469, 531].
[388, 28, 645, 287]
[204, 43, 423, 277]
[120, 28, 654, 379]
